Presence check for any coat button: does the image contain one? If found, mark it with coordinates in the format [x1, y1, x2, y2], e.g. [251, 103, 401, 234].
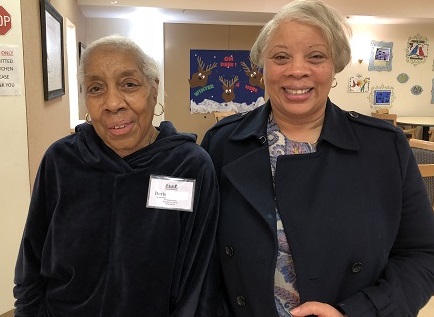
[348, 111, 359, 118]
[225, 245, 234, 257]
[236, 295, 246, 306]
[351, 262, 363, 273]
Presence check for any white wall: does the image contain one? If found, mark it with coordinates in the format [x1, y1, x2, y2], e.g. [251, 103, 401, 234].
[331, 23, 434, 116]
[0, 0, 30, 313]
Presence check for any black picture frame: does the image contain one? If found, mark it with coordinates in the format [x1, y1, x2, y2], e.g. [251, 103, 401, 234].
[78, 41, 86, 64]
[40, 0, 65, 100]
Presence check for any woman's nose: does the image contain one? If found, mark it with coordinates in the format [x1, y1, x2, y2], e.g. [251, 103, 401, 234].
[104, 87, 126, 112]
[284, 58, 310, 78]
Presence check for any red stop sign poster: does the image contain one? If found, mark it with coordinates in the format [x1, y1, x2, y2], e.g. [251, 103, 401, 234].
[0, 6, 12, 36]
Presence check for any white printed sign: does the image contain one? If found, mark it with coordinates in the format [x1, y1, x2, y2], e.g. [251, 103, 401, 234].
[0, 44, 21, 96]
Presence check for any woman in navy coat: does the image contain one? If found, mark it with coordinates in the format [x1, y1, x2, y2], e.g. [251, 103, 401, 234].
[202, 0, 434, 316]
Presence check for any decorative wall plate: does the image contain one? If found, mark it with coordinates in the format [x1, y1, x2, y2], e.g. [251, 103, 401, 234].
[397, 73, 409, 83]
[410, 85, 423, 95]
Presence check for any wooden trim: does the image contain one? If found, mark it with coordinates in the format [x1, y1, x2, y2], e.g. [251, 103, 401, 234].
[0, 309, 14, 317]
[418, 164, 434, 177]
[409, 138, 434, 151]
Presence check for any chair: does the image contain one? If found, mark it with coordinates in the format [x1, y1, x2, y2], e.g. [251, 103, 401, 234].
[371, 112, 416, 139]
[213, 111, 236, 122]
[371, 112, 397, 126]
[409, 139, 434, 208]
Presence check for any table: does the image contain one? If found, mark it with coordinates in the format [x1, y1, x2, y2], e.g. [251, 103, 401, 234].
[397, 116, 434, 141]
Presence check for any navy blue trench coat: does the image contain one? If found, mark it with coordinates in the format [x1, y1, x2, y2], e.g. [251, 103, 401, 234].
[202, 100, 434, 317]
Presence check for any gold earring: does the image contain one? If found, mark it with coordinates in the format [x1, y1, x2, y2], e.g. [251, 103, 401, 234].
[154, 103, 164, 116]
[332, 78, 338, 88]
[85, 113, 92, 124]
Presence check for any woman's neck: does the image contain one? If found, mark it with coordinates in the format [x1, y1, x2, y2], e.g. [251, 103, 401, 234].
[272, 111, 324, 144]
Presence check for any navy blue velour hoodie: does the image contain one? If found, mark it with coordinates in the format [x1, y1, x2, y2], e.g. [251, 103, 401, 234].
[14, 121, 219, 317]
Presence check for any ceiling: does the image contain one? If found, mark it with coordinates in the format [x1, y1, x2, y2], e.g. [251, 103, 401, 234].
[78, 5, 275, 25]
[78, 1, 434, 25]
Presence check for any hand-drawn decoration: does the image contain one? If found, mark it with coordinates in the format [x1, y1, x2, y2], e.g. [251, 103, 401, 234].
[240, 58, 265, 90]
[410, 85, 423, 95]
[368, 84, 395, 110]
[188, 56, 218, 88]
[406, 34, 429, 66]
[189, 50, 265, 114]
[219, 76, 239, 102]
[431, 79, 434, 104]
[348, 74, 370, 93]
[397, 73, 409, 84]
[368, 40, 393, 72]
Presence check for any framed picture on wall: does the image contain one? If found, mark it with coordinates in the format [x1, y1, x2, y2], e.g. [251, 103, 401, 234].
[368, 40, 393, 72]
[373, 89, 392, 105]
[368, 84, 395, 110]
[40, 0, 65, 100]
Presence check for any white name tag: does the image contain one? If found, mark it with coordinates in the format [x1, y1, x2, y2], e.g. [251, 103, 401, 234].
[146, 175, 195, 212]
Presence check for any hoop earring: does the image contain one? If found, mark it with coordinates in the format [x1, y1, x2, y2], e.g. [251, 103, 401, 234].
[85, 113, 92, 125]
[154, 103, 164, 116]
[331, 78, 338, 88]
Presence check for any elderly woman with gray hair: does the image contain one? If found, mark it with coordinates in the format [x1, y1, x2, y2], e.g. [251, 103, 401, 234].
[202, 0, 434, 316]
[14, 34, 219, 316]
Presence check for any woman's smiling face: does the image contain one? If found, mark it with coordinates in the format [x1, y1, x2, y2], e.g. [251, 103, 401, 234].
[83, 45, 157, 157]
[263, 20, 335, 122]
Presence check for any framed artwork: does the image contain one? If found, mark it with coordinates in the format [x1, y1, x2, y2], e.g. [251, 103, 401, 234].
[40, 0, 65, 100]
[368, 40, 393, 72]
[348, 74, 370, 93]
[406, 34, 429, 66]
[368, 84, 395, 110]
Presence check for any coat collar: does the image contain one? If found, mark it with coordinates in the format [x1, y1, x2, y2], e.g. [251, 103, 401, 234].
[229, 99, 360, 151]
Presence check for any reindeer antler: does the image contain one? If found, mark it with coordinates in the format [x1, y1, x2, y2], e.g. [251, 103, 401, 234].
[219, 76, 228, 87]
[229, 76, 239, 87]
[197, 56, 205, 70]
[219, 76, 239, 87]
[240, 61, 251, 73]
[205, 62, 218, 73]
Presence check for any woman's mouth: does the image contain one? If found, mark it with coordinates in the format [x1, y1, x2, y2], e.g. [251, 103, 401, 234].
[109, 122, 133, 135]
[284, 88, 312, 95]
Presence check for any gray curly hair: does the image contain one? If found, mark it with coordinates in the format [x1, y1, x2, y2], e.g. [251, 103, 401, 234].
[250, 0, 352, 73]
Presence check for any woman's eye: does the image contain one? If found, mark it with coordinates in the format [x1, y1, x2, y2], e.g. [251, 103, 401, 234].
[87, 85, 102, 94]
[309, 54, 326, 62]
[124, 82, 138, 88]
[272, 54, 290, 64]
[274, 54, 288, 60]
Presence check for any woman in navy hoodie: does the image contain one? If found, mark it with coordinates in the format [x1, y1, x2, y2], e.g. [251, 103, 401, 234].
[14, 34, 219, 317]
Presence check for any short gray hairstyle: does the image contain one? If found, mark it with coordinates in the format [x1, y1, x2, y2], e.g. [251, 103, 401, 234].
[250, 0, 352, 73]
[77, 34, 159, 88]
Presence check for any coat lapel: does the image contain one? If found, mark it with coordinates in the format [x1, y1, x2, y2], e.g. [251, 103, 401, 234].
[222, 145, 277, 234]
